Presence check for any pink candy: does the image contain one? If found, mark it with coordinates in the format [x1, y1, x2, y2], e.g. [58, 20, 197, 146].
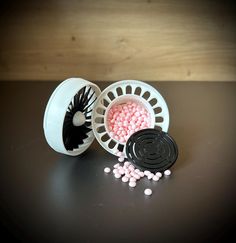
[122, 176, 129, 182]
[107, 101, 151, 143]
[129, 177, 136, 182]
[107, 158, 172, 196]
[147, 173, 154, 180]
[129, 181, 136, 188]
[118, 157, 125, 162]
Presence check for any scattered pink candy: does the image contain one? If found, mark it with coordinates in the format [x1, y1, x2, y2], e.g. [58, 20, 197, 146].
[152, 175, 159, 181]
[118, 157, 125, 162]
[106, 159, 173, 196]
[156, 172, 162, 178]
[104, 167, 111, 173]
[113, 163, 120, 168]
[129, 181, 136, 187]
[129, 177, 136, 182]
[122, 176, 129, 182]
[147, 173, 154, 180]
[144, 188, 152, 196]
[114, 173, 121, 179]
[144, 170, 151, 176]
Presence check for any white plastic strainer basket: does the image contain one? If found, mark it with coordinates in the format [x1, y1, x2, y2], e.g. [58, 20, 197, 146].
[91, 80, 169, 156]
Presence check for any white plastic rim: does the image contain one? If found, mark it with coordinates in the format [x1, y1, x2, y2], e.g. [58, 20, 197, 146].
[43, 77, 101, 156]
[91, 80, 170, 156]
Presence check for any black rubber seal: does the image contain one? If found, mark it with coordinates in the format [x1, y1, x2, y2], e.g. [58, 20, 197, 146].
[126, 128, 178, 172]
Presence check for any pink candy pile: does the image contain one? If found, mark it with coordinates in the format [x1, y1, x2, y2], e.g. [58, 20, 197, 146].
[104, 154, 172, 196]
[107, 101, 151, 143]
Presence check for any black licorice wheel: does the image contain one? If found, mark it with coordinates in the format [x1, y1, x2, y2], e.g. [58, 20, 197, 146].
[126, 128, 178, 172]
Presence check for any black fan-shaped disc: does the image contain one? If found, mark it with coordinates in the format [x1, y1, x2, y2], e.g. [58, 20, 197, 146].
[63, 86, 96, 151]
[126, 129, 178, 172]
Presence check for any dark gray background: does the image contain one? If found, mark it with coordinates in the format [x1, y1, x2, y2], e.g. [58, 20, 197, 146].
[0, 81, 236, 243]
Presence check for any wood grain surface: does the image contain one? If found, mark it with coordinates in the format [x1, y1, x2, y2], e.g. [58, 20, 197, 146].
[0, 0, 236, 81]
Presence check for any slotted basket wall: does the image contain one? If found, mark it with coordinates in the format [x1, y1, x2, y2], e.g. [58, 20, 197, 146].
[91, 80, 170, 156]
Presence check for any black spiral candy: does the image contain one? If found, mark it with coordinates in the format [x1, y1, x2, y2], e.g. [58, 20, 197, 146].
[126, 129, 178, 172]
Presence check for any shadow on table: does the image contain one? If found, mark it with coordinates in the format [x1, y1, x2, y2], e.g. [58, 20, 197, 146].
[171, 124, 199, 171]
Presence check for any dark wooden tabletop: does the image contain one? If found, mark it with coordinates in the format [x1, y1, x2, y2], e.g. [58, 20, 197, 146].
[0, 81, 236, 243]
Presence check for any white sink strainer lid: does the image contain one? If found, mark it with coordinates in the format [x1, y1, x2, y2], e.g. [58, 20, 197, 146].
[43, 78, 101, 156]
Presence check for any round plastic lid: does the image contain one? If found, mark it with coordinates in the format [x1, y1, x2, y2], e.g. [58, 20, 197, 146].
[125, 128, 178, 172]
[43, 78, 101, 156]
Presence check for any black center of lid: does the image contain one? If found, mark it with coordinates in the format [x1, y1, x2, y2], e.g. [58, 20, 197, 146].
[126, 128, 178, 173]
